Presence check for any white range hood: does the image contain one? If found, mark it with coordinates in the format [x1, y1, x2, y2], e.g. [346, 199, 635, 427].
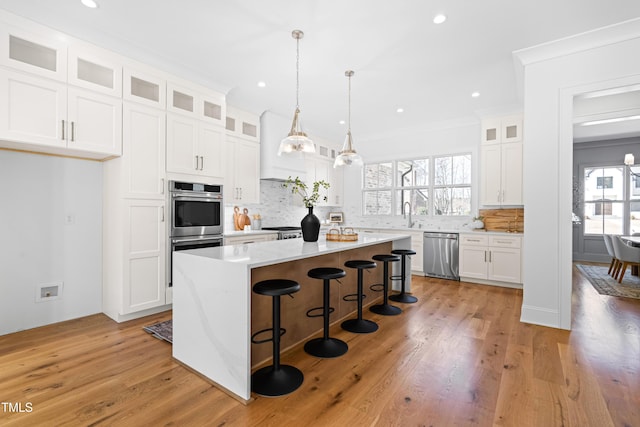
[260, 111, 308, 181]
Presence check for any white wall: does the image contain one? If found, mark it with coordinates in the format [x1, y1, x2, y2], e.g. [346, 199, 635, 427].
[0, 150, 102, 335]
[518, 21, 640, 329]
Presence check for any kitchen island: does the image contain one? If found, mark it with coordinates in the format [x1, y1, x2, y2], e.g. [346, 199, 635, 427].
[172, 233, 411, 402]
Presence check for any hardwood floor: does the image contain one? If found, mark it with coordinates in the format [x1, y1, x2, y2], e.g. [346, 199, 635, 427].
[1, 265, 638, 426]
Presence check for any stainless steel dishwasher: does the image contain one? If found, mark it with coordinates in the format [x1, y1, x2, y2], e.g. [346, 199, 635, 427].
[423, 232, 460, 280]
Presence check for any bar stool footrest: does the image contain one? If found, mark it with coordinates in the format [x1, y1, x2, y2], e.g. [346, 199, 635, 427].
[251, 327, 286, 344]
[342, 293, 365, 302]
[369, 283, 384, 292]
[305, 306, 334, 318]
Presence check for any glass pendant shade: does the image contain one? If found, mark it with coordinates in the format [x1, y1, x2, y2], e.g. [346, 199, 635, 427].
[278, 107, 314, 155]
[334, 130, 363, 167]
[334, 70, 362, 168]
[280, 29, 315, 155]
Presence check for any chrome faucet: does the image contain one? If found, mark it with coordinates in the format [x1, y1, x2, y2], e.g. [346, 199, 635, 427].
[403, 201, 415, 228]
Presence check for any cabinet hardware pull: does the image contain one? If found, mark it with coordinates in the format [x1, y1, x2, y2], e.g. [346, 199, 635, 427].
[200, 156, 204, 170]
[484, 251, 487, 262]
[61, 120, 65, 140]
[71, 122, 75, 142]
[488, 251, 492, 262]
[195, 155, 198, 170]
[161, 206, 165, 222]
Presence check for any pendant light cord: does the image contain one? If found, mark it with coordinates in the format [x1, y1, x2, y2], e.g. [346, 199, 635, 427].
[347, 73, 351, 133]
[296, 35, 300, 109]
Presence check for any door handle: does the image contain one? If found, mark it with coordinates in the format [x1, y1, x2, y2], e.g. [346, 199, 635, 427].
[71, 122, 75, 142]
[61, 120, 65, 140]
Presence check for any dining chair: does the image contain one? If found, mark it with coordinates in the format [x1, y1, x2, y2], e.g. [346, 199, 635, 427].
[610, 235, 640, 283]
[602, 234, 619, 276]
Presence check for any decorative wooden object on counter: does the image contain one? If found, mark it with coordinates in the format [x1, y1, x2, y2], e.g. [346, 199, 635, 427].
[326, 227, 358, 241]
[233, 206, 251, 230]
[479, 208, 524, 232]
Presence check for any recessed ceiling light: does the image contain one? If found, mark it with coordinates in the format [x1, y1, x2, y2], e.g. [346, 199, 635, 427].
[433, 14, 447, 24]
[471, 91, 480, 98]
[257, 81, 266, 88]
[396, 108, 404, 113]
[339, 120, 346, 125]
[81, 0, 98, 8]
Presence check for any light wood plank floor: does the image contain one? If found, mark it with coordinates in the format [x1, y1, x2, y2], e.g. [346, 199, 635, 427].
[1, 264, 638, 426]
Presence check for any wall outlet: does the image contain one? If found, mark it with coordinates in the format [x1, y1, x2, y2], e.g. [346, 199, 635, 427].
[35, 282, 63, 302]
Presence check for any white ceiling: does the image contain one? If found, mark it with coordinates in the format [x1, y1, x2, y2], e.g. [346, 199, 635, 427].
[1, 0, 640, 144]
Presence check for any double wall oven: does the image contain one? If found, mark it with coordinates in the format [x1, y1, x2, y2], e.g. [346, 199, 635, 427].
[168, 181, 223, 286]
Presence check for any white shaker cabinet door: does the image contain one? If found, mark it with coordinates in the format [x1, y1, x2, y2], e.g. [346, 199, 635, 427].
[198, 123, 225, 180]
[0, 68, 67, 147]
[122, 200, 166, 314]
[166, 113, 198, 174]
[67, 87, 122, 156]
[122, 102, 166, 198]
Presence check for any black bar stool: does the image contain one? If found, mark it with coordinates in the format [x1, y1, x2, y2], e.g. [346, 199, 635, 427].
[251, 279, 303, 397]
[370, 254, 402, 315]
[389, 249, 418, 304]
[341, 260, 378, 333]
[304, 267, 348, 358]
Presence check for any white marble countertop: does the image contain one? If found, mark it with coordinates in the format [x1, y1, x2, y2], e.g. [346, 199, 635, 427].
[223, 229, 279, 237]
[181, 232, 410, 268]
[351, 226, 523, 236]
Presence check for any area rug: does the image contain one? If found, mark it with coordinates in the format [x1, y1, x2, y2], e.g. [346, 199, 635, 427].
[143, 320, 173, 343]
[576, 264, 640, 299]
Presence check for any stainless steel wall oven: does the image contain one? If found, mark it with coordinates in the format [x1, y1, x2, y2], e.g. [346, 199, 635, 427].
[168, 181, 224, 286]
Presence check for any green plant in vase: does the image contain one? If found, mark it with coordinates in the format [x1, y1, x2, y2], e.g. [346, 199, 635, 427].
[283, 176, 330, 241]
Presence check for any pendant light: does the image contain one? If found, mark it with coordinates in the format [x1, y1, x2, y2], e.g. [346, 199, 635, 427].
[334, 70, 363, 167]
[278, 30, 315, 155]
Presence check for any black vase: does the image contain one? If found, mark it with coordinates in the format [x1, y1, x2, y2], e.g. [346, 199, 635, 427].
[301, 206, 320, 242]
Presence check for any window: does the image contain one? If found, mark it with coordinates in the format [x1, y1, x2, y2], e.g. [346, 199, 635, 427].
[363, 154, 471, 217]
[582, 165, 635, 235]
[363, 162, 392, 215]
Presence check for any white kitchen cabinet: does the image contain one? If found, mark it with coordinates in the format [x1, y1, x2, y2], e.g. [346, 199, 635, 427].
[122, 200, 166, 314]
[0, 26, 123, 158]
[122, 102, 166, 198]
[224, 233, 278, 245]
[67, 86, 122, 155]
[481, 114, 522, 145]
[480, 141, 523, 205]
[226, 106, 259, 142]
[103, 101, 168, 321]
[103, 198, 168, 321]
[166, 113, 224, 180]
[167, 81, 225, 127]
[304, 141, 344, 207]
[0, 68, 121, 157]
[225, 135, 260, 204]
[459, 233, 522, 286]
[1, 24, 67, 81]
[123, 67, 166, 108]
[480, 114, 523, 205]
